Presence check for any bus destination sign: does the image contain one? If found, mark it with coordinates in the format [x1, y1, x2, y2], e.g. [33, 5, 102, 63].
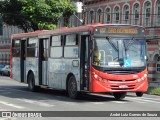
[97, 27, 140, 34]
[108, 28, 138, 34]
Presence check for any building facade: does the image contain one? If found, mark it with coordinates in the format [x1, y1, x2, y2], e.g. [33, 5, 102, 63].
[82, 0, 160, 90]
[0, 24, 23, 65]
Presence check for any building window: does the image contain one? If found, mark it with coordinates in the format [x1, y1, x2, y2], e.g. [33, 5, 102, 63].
[155, 0, 160, 26]
[104, 7, 111, 23]
[133, 3, 140, 25]
[88, 10, 94, 24]
[113, 6, 120, 23]
[156, 56, 160, 72]
[143, 1, 151, 26]
[123, 5, 130, 24]
[96, 9, 103, 23]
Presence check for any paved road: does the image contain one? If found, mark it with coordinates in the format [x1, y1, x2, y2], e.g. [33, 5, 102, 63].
[0, 76, 160, 120]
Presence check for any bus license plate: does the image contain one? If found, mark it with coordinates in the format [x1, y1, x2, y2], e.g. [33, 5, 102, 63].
[119, 85, 128, 88]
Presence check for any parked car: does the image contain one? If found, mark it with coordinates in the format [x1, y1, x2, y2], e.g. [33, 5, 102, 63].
[1, 65, 10, 76]
[0, 64, 5, 75]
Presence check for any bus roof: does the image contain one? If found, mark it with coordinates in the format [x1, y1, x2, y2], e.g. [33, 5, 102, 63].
[11, 23, 144, 39]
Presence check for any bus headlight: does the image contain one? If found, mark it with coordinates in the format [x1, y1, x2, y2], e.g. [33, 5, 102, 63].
[137, 79, 141, 82]
[144, 74, 147, 78]
[138, 74, 147, 82]
[99, 77, 102, 81]
[141, 77, 144, 80]
[104, 79, 108, 83]
[93, 74, 103, 82]
[94, 74, 98, 79]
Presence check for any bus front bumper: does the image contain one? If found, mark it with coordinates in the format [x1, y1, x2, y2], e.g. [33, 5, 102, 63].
[91, 79, 148, 93]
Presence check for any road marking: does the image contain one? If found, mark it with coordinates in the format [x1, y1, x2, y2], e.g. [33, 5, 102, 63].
[16, 98, 55, 107]
[112, 101, 126, 104]
[64, 102, 77, 105]
[92, 102, 105, 105]
[0, 101, 24, 109]
[141, 96, 160, 101]
[126, 97, 160, 104]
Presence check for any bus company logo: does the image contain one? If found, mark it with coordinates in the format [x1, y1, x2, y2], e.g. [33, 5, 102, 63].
[2, 112, 11, 118]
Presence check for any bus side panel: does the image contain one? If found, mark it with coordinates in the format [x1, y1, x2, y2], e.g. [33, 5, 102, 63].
[12, 58, 21, 82]
[61, 59, 80, 91]
[48, 58, 80, 91]
[26, 58, 39, 85]
[48, 59, 63, 89]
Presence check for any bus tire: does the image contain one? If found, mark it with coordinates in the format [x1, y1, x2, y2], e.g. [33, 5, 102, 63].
[136, 92, 143, 97]
[113, 92, 126, 100]
[28, 73, 38, 92]
[67, 76, 79, 99]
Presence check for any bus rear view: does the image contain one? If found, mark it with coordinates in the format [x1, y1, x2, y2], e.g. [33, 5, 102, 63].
[90, 25, 148, 99]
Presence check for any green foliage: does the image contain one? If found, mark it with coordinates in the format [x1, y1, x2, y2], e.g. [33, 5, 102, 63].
[150, 88, 160, 95]
[0, 0, 76, 32]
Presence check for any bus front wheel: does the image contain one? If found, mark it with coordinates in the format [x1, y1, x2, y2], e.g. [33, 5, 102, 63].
[113, 92, 126, 100]
[136, 92, 143, 97]
[28, 73, 38, 92]
[67, 76, 79, 99]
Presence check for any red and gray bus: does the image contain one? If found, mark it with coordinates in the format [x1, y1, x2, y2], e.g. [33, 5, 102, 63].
[10, 23, 148, 99]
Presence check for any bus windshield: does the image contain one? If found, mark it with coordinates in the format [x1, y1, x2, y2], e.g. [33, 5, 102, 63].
[92, 37, 146, 68]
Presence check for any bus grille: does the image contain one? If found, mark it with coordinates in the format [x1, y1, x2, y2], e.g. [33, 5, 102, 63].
[110, 85, 135, 90]
[109, 79, 136, 90]
[109, 79, 136, 82]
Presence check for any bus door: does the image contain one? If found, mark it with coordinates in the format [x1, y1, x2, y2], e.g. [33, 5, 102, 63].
[39, 38, 49, 86]
[12, 39, 21, 82]
[80, 35, 89, 91]
[20, 40, 26, 82]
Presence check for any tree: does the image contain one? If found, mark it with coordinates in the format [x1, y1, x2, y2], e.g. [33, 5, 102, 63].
[0, 0, 76, 32]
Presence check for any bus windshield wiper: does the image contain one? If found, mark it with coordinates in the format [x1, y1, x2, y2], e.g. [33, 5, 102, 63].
[106, 37, 118, 52]
[125, 37, 135, 50]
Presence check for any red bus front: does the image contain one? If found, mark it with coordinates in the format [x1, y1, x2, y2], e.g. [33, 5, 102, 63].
[89, 25, 148, 95]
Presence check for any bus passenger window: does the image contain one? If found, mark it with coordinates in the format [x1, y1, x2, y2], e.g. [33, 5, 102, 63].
[50, 36, 63, 58]
[12, 39, 20, 57]
[64, 34, 79, 58]
[27, 38, 38, 57]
